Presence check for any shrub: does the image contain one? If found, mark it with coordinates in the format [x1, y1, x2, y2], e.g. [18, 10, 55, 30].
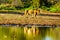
[49, 6, 60, 13]
[3, 6, 16, 10]
[49, 7, 57, 12]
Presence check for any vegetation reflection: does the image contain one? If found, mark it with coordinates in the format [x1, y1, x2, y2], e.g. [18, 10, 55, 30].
[0, 26, 60, 40]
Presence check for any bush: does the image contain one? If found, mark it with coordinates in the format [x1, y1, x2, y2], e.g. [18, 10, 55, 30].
[49, 7, 57, 12]
[56, 8, 60, 13]
[25, 6, 34, 10]
[41, 6, 47, 10]
[41, 6, 60, 13]
[0, 4, 22, 10]
[41, 6, 50, 11]
[4, 7, 16, 10]
[0, 4, 16, 10]
[49, 7, 60, 13]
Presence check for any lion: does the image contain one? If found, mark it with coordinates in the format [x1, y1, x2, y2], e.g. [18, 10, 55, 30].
[24, 10, 28, 15]
[33, 9, 40, 16]
[24, 10, 34, 16]
[24, 9, 40, 17]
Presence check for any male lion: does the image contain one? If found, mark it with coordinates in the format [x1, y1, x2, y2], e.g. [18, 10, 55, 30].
[24, 9, 40, 17]
[24, 10, 34, 16]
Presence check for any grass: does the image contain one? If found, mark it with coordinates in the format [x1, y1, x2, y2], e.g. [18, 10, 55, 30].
[41, 6, 60, 13]
[0, 4, 60, 25]
[0, 10, 24, 14]
[49, 7, 60, 13]
[0, 3, 60, 13]
[0, 14, 60, 25]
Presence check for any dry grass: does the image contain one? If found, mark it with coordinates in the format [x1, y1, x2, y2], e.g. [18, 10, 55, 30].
[40, 9, 60, 15]
[0, 14, 60, 25]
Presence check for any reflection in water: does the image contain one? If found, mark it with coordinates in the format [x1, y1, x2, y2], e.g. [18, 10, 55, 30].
[24, 26, 39, 40]
[0, 26, 60, 40]
[45, 36, 52, 40]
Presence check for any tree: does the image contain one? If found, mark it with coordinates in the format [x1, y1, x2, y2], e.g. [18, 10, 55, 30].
[23, 0, 32, 8]
[32, 0, 40, 9]
[11, 0, 24, 7]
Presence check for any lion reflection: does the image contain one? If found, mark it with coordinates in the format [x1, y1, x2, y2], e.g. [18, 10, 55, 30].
[24, 27, 39, 36]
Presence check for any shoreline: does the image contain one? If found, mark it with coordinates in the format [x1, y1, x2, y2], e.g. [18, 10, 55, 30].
[0, 13, 60, 25]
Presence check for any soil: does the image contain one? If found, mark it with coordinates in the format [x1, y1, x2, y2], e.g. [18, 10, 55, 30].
[0, 13, 60, 26]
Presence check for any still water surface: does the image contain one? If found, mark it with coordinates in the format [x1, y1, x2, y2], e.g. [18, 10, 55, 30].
[0, 26, 60, 40]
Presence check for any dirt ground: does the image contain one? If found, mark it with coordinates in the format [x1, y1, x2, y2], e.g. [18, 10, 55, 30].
[0, 13, 60, 26]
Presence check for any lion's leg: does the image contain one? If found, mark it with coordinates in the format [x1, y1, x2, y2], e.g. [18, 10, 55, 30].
[34, 13, 36, 17]
[24, 10, 28, 16]
[36, 10, 40, 16]
[24, 10, 27, 15]
[34, 12, 37, 17]
[34, 10, 37, 17]
[31, 12, 34, 17]
[31, 13, 34, 17]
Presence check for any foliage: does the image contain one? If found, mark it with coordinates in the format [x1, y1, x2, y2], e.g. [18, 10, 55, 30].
[32, 0, 40, 8]
[25, 6, 34, 10]
[49, 7, 60, 13]
[0, 0, 60, 12]
[0, 4, 16, 10]
[49, 7, 57, 12]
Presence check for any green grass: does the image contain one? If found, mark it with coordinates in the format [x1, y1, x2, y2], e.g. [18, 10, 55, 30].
[0, 4, 60, 13]
[49, 7, 60, 13]
[41, 6, 60, 13]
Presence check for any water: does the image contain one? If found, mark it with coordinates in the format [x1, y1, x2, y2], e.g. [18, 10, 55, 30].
[0, 26, 60, 40]
[0, 24, 59, 27]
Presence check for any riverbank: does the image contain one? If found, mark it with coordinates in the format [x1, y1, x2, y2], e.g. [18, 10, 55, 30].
[0, 10, 24, 13]
[0, 13, 60, 26]
[0, 10, 60, 16]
